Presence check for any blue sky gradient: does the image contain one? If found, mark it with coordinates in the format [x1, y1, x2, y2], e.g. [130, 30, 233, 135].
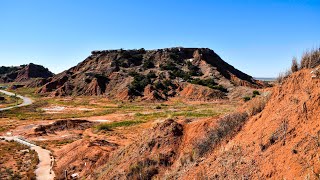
[0, 0, 319, 77]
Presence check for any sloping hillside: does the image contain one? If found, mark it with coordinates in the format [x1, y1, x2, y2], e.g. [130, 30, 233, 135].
[91, 68, 319, 179]
[37, 48, 262, 100]
[0, 63, 54, 83]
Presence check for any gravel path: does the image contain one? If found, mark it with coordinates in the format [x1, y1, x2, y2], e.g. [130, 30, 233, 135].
[0, 90, 55, 179]
[0, 136, 55, 180]
[0, 89, 33, 111]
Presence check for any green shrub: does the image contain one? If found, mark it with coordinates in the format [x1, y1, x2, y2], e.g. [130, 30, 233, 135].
[212, 85, 228, 93]
[147, 71, 157, 79]
[243, 96, 251, 102]
[187, 61, 203, 76]
[190, 78, 216, 87]
[252, 90, 260, 97]
[128, 72, 151, 96]
[143, 59, 155, 69]
[160, 61, 178, 71]
[253, 90, 260, 96]
[190, 78, 227, 92]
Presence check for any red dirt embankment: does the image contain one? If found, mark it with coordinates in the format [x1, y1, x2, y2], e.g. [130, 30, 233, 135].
[92, 68, 319, 179]
[182, 68, 320, 179]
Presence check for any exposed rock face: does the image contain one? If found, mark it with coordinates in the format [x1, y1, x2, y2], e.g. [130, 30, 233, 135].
[0, 63, 54, 83]
[38, 47, 262, 100]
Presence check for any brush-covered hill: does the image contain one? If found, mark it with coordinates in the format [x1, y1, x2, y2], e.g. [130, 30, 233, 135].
[90, 65, 320, 180]
[37, 47, 262, 100]
[0, 63, 54, 84]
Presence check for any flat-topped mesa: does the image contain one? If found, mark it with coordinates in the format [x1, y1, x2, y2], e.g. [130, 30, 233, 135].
[38, 47, 263, 100]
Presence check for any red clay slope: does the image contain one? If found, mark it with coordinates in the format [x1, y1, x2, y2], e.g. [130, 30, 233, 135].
[182, 68, 320, 179]
[92, 68, 319, 179]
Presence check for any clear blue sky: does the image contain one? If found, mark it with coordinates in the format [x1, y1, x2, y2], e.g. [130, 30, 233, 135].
[0, 0, 319, 77]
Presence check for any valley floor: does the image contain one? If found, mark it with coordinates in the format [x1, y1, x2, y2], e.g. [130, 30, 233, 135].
[0, 86, 240, 179]
[0, 72, 319, 180]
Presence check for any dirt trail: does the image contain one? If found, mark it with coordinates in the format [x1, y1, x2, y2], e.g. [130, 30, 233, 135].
[0, 136, 55, 180]
[0, 89, 33, 111]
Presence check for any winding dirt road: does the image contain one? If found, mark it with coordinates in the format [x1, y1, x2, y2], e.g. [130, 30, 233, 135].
[0, 89, 33, 111]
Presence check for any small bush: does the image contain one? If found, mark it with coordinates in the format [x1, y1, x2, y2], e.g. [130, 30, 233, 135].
[147, 71, 157, 79]
[253, 90, 260, 96]
[243, 96, 251, 102]
[160, 61, 178, 71]
[291, 57, 299, 73]
[252, 90, 260, 98]
[143, 59, 155, 69]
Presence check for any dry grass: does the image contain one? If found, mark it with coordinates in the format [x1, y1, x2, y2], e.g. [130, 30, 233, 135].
[245, 92, 271, 116]
[195, 112, 248, 157]
[0, 141, 38, 179]
[300, 48, 320, 69]
[278, 47, 320, 83]
[0, 92, 23, 108]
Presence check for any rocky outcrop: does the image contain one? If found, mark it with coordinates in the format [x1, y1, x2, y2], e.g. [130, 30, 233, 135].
[38, 47, 262, 100]
[0, 63, 54, 83]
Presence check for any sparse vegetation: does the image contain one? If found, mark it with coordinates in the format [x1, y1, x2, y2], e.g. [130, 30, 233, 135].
[195, 112, 248, 157]
[128, 72, 151, 96]
[0, 100, 116, 120]
[127, 159, 159, 180]
[246, 93, 271, 116]
[143, 59, 155, 69]
[300, 48, 320, 69]
[187, 61, 203, 76]
[190, 78, 228, 92]
[96, 120, 144, 131]
[0, 141, 38, 179]
[160, 61, 178, 71]
[0, 92, 22, 108]
[277, 47, 320, 83]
